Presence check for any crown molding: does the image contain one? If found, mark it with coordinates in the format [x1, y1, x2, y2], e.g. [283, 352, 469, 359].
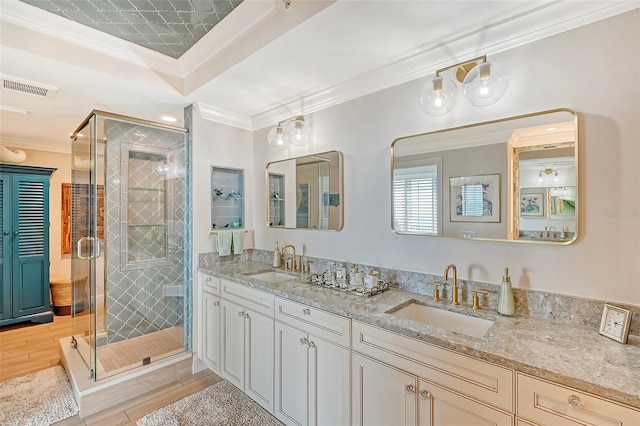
[177, 1, 277, 73]
[1, 136, 71, 154]
[251, 1, 639, 130]
[196, 102, 253, 131]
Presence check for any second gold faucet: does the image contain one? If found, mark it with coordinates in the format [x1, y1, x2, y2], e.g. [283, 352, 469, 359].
[444, 264, 459, 305]
[281, 244, 297, 272]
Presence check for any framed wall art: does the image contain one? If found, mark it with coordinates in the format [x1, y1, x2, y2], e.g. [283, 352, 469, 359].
[449, 174, 501, 223]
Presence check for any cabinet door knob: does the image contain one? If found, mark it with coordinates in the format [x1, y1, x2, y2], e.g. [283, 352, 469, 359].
[300, 337, 308, 346]
[405, 384, 415, 394]
[419, 390, 431, 400]
[3, 231, 8, 236]
[238, 310, 245, 317]
[244, 313, 249, 319]
[14, 230, 19, 236]
[567, 395, 583, 409]
[213, 301, 220, 306]
[308, 340, 316, 348]
[303, 308, 311, 315]
[205, 277, 212, 282]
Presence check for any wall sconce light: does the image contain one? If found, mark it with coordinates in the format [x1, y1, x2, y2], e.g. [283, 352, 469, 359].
[268, 115, 311, 149]
[419, 55, 509, 117]
[536, 168, 560, 184]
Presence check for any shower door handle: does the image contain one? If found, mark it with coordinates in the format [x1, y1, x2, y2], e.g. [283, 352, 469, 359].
[94, 238, 101, 258]
[77, 237, 90, 259]
[77, 237, 101, 259]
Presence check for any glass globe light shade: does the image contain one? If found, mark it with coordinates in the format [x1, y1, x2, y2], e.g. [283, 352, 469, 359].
[419, 76, 457, 116]
[462, 62, 509, 107]
[268, 126, 289, 150]
[286, 117, 311, 146]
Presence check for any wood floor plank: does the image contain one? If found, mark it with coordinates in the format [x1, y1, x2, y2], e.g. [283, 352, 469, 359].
[52, 414, 85, 426]
[0, 351, 29, 363]
[84, 411, 130, 426]
[0, 359, 58, 382]
[178, 367, 213, 385]
[124, 374, 220, 421]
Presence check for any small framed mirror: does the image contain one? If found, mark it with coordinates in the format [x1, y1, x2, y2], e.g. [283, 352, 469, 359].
[391, 108, 578, 244]
[266, 151, 343, 231]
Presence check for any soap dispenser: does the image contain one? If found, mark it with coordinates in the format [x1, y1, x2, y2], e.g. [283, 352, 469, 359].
[272, 242, 281, 268]
[497, 267, 516, 316]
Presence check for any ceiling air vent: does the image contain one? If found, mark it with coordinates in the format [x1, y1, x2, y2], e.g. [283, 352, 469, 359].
[1, 75, 58, 98]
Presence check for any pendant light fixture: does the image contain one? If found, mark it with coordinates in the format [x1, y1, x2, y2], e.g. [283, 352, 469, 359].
[420, 56, 508, 117]
[285, 116, 311, 146]
[268, 115, 311, 149]
[268, 125, 288, 150]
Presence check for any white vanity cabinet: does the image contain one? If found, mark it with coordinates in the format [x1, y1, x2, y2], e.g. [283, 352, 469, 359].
[219, 279, 275, 413]
[274, 297, 351, 426]
[516, 373, 640, 426]
[352, 321, 514, 426]
[201, 273, 221, 373]
[352, 353, 513, 426]
[352, 352, 417, 425]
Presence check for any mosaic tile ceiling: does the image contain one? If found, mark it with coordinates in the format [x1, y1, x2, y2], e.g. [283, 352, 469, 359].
[19, 0, 244, 59]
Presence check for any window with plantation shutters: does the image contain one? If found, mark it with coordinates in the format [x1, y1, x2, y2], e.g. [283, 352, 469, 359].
[459, 184, 484, 216]
[393, 162, 440, 235]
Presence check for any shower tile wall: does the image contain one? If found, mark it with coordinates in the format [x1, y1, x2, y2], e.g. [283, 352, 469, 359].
[104, 120, 186, 344]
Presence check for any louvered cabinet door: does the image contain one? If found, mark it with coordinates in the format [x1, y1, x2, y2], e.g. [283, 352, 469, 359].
[0, 174, 11, 320]
[11, 175, 51, 317]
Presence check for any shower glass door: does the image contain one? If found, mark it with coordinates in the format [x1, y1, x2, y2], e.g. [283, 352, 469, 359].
[71, 116, 102, 377]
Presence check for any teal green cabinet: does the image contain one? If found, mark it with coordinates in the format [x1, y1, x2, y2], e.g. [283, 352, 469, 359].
[0, 164, 56, 326]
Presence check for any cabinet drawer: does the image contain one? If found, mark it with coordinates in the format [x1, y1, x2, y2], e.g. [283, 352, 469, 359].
[352, 321, 513, 412]
[220, 279, 274, 317]
[517, 373, 640, 426]
[201, 273, 220, 295]
[275, 297, 350, 347]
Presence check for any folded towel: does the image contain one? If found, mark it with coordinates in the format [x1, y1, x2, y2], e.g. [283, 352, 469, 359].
[216, 231, 232, 256]
[232, 230, 245, 255]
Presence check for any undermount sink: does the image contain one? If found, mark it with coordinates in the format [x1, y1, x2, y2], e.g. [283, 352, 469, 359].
[246, 271, 296, 284]
[387, 301, 494, 338]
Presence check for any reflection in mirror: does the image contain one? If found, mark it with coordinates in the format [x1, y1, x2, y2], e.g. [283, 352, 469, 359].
[267, 151, 343, 231]
[391, 109, 577, 244]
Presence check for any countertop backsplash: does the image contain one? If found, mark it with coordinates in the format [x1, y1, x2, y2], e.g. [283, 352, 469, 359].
[198, 249, 640, 337]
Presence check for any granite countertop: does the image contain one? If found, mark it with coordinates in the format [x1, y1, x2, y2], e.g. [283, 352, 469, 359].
[199, 261, 640, 410]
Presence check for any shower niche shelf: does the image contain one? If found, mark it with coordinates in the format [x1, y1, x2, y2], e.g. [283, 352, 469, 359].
[268, 173, 285, 227]
[211, 166, 244, 230]
[120, 144, 174, 271]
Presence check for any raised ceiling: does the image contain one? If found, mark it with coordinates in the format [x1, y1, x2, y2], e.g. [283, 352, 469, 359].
[18, 0, 244, 59]
[1, 1, 638, 153]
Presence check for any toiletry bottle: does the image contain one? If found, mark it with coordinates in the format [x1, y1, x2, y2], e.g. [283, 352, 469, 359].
[497, 267, 516, 316]
[273, 242, 281, 268]
[336, 263, 348, 288]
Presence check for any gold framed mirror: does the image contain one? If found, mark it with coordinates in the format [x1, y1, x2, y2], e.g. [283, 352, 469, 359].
[266, 150, 343, 231]
[391, 108, 578, 244]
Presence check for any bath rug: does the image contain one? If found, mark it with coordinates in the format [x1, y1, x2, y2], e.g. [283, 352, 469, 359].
[137, 380, 283, 426]
[0, 365, 78, 426]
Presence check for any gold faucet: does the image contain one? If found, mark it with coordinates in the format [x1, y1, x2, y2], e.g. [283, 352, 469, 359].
[444, 264, 459, 305]
[281, 244, 297, 271]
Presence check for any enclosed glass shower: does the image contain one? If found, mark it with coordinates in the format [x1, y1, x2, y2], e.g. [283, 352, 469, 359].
[70, 111, 188, 380]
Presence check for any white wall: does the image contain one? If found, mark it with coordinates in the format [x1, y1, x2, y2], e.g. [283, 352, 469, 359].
[251, 10, 640, 305]
[191, 106, 254, 358]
